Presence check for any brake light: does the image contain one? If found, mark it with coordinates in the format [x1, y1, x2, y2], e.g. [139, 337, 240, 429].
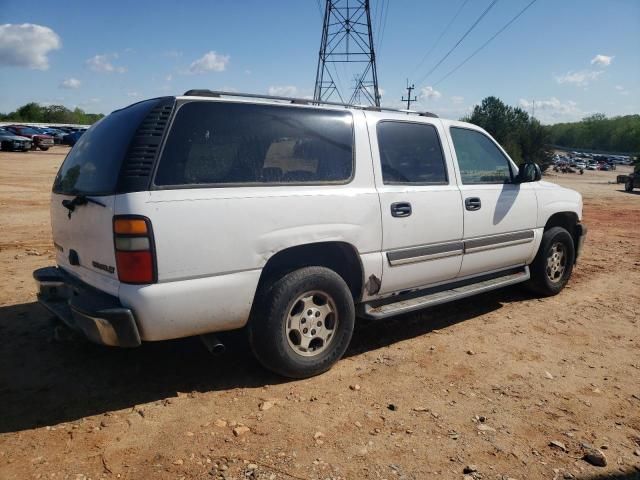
[113, 216, 156, 284]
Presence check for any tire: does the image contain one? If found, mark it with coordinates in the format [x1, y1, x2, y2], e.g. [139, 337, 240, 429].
[625, 178, 634, 192]
[527, 226, 575, 296]
[248, 266, 355, 379]
[39, 146, 49, 151]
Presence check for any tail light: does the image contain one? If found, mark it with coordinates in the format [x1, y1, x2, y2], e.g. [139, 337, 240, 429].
[113, 216, 157, 284]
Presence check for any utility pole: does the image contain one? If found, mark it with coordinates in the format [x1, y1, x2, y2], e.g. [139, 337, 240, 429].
[314, 0, 381, 106]
[402, 79, 417, 110]
[531, 100, 535, 119]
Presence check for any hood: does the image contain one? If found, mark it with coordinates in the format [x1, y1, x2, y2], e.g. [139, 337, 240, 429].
[0, 133, 31, 141]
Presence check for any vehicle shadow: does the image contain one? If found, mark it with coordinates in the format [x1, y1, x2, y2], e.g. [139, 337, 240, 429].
[0, 286, 534, 434]
[582, 471, 640, 480]
[617, 189, 640, 196]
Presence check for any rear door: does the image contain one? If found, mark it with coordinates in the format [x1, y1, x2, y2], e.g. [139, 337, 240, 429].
[50, 98, 166, 295]
[368, 114, 464, 294]
[446, 125, 538, 277]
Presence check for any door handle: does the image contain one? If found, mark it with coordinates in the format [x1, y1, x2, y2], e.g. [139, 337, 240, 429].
[391, 202, 412, 217]
[465, 197, 482, 211]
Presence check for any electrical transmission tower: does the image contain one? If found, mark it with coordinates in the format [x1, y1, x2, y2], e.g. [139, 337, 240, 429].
[314, 0, 381, 107]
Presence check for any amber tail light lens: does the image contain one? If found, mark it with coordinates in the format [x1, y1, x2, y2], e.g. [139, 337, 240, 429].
[113, 216, 156, 284]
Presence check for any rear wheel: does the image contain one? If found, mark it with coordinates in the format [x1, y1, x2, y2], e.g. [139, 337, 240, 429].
[625, 178, 634, 192]
[39, 146, 50, 151]
[248, 266, 355, 379]
[527, 226, 575, 296]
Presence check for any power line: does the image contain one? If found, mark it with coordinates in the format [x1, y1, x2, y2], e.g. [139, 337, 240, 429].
[415, 0, 499, 87]
[410, 0, 471, 76]
[433, 0, 538, 87]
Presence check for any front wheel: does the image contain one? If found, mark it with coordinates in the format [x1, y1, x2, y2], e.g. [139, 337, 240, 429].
[625, 178, 634, 192]
[248, 267, 355, 379]
[527, 226, 575, 296]
[39, 146, 50, 151]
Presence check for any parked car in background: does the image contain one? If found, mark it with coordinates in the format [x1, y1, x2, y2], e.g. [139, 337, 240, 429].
[575, 161, 586, 169]
[5, 125, 54, 151]
[35, 127, 66, 144]
[62, 130, 85, 146]
[0, 127, 32, 151]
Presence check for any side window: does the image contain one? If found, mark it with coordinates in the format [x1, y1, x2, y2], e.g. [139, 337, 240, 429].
[450, 127, 512, 184]
[376, 121, 448, 184]
[154, 102, 353, 186]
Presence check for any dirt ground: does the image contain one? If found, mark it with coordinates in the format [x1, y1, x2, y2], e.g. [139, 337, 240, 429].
[0, 148, 638, 480]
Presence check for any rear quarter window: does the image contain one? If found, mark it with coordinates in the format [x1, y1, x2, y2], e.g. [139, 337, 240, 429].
[53, 99, 161, 195]
[154, 102, 354, 187]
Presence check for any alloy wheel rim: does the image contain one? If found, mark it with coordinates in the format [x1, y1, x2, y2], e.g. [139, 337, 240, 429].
[285, 290, 338, 357]
[545, 242, 567, 283]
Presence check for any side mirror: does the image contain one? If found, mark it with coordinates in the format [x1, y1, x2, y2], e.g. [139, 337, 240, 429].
[516, 162, 541, 183]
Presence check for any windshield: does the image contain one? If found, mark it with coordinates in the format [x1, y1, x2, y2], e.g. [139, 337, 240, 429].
[52, 98, 162, 195]
[16, 127, 40, 135]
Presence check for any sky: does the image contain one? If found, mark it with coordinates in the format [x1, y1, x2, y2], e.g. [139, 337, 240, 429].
[1, 0, 639, 124]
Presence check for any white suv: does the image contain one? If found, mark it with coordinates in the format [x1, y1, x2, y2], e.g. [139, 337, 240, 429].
[34, 90, 587, 378]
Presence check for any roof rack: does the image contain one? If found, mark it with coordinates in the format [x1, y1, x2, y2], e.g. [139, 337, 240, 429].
[181, 89, 438, 118]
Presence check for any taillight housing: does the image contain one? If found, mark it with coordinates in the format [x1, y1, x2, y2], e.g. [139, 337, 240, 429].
[113, 215, 157, 284]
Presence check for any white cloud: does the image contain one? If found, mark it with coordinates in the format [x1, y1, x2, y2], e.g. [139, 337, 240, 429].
[165, 74, 173, 82]
[555, 69, 603, 87]
[450, 95, 464, 105]
[86, 53, 126, 73]
[421, 86, 441, 100]
[126, 91, 140, 98]
[59, 77, 81, 89]
[268, 85, 298, 97]
[615, 85, 629, 96]
[163, 49, 182, 58]
[0, 23, 61, 70]
[591, 54, 613, 67]
[188, 51, 229, 74]
[78, 98, 101, 108]
[519, 97, 583, 122]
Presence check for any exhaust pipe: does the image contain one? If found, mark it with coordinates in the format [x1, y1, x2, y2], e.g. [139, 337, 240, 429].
[200, 333, 226, 355]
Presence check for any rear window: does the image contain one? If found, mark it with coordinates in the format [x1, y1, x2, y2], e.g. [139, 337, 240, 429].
[53, 99, 160, 195]
[154, 101, 354, 186]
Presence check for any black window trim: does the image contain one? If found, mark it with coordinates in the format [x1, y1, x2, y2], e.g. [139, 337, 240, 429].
[150, 99, 357, 190]
[449, 125, 515, 185]
[376, 119, 450, 186]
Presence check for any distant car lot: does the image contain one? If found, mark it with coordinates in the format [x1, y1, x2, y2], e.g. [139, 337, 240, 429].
[0, 123, 87, 151]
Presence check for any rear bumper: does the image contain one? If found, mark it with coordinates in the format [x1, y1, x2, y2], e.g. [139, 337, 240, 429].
[575, 223, 587, 261]
[33, 266, 140, 347]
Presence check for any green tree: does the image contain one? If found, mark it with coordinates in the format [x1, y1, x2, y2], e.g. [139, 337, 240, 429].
[462, 96, 552, 169]
[546, 114, 640, 153]
[0, 102, 104, 125]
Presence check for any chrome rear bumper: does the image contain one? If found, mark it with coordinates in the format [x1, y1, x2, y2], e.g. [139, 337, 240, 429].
[33, 266, 140, 347]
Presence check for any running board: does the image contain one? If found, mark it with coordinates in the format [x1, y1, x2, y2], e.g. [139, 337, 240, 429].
[361, 266, 530, 320]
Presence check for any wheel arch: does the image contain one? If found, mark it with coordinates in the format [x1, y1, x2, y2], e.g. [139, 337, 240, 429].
[544, 211, 580, 254]
[256, 241, 364, 302]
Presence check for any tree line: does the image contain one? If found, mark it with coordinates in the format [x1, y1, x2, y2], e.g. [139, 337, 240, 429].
[0, 102, 104, 125]
[462, 97, 639, 169]
[546, 113, 640, 154]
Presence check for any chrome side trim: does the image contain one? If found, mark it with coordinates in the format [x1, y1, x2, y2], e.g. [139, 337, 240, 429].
[387, 242, 464, 266]
[386, 230, 535, 266]
[464, 230, 534, 253]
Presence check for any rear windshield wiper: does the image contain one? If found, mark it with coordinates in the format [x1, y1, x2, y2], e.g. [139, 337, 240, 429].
[62, 195, 106, 218]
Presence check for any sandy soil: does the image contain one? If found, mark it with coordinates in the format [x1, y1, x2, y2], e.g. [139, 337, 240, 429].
[0, 148, 638, 480]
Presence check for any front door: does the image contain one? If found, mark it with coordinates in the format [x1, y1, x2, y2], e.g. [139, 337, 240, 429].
[369, 116, 464, 294]
[447, 126, 538, 278]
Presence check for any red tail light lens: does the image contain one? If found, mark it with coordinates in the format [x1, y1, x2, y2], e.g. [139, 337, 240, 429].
[113, 216, 156, 284]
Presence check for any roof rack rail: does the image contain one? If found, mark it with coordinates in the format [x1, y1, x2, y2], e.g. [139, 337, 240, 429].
[181, 89, 438, 118]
